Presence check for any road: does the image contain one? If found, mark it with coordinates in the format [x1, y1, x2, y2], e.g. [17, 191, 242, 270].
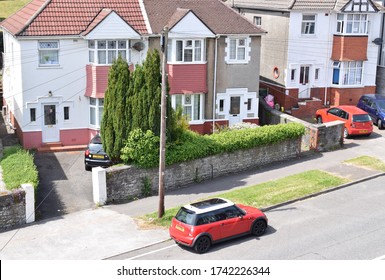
[118, 176, 385, 260]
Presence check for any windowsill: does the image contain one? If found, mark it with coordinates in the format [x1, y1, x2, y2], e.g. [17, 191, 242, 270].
[167, 61, 207, 65]
[225, 60, 249, 65]
[333, 33, 368, 37]
[331, 84, 364, 88]
[38, 64, 61, 69]
[188, 120, 205, 125]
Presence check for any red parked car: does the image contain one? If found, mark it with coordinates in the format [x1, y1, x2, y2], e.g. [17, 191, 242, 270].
[315, 105, 373, 138]
[169, 198, 268, 254]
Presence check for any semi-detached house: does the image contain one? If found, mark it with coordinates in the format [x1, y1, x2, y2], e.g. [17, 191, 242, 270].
[0, 0, 265, 149]
[230, 0, 385, 119]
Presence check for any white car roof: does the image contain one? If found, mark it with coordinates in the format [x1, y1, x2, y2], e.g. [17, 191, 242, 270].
[183, 198, 235, 214]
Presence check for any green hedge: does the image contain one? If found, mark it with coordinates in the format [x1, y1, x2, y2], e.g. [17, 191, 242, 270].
[0, 146, 39, 190]
[121, 122, 305, 168]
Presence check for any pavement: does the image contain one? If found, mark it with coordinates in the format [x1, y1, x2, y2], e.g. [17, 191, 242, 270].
[0, 114, 385, 259]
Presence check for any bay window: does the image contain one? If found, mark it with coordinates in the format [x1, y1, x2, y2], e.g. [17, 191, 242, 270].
[172, 94, 202, 121]
[172, 39, 204, 62]
[89, 97, 104, 127]
[336, 14, 368, 34]
[88, 40, 131, 64]
[332, 61, 363, 86]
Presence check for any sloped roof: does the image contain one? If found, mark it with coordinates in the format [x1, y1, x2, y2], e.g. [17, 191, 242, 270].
[232, 0, 384, 12]
[144, 0, 265, 35]
[0, 0, 265, 37]
[0, 0, 148, 36]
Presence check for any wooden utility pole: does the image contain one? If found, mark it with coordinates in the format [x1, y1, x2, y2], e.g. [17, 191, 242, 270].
[158, 26, 168, 218]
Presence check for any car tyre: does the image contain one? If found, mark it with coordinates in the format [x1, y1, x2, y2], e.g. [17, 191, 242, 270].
[343, 128, 349, 138]
[194, 236, 211, 254]
[378, 119, 384, 130]
[85, 165, 91, 171]
[251, 219, 267, 237]
[316, 116, 322, 124]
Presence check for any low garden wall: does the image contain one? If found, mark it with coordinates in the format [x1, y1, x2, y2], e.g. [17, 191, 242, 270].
[259, 99, 344, 152]
[0, 189, 26, 231]
[105, 138, 301, 203]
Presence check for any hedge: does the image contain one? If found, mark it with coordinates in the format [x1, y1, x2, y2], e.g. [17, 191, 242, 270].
[121, 122, 305, 168]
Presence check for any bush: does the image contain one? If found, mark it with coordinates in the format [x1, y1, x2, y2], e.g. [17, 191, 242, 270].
[121, 123, 305, 168]
[0, 146, 39, 190]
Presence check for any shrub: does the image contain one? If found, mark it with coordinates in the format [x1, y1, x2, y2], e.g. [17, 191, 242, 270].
[0, 146, 39, 190]
[121, 123, 305, 168]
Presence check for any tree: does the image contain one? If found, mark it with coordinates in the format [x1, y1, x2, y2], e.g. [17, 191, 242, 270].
[100, 56, 131, 161]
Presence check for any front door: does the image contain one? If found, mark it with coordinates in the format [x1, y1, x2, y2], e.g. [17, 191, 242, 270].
[42, 104, 59, 143]
[229, 96, 242, 126]
[299, 65, 310, 99]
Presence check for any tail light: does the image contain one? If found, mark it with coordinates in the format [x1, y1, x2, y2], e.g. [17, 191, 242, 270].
[85, 149, 90, 157]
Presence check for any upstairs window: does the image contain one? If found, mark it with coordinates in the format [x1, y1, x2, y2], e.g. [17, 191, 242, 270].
[253, 16, 262, 26]
[336, 14, 368, 34]
[174, 39, 203, 62]
[88, 40, 131, 65]
[301, 15, 316, 35]
[226, 37, 250, 64]
[39, 41, 59, 66]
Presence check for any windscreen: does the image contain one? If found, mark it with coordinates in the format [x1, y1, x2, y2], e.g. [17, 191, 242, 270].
[175, 207, 196, 225]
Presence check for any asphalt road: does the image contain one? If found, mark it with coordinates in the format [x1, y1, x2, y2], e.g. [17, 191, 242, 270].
[122, 176, 385, 260]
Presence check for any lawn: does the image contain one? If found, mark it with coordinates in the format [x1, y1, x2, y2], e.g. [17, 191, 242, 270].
[141, 169, 350, 228]
[344, 155, 385, 172]
[0, 0, 29, 19]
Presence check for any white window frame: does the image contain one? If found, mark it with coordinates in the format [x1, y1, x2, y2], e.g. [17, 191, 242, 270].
[225, 37, 251, 64]
[168, 39, 204, 63]
[171, 94, 203, 123]
[89, 97, 104, 127]
[336, 13, 368, 35]
[88, 40, 131, 65]
[38, 41, 59, 66]
[253, 16, 262, 26]
[301, 14, 316, 35]
[332, 61, 363, 86]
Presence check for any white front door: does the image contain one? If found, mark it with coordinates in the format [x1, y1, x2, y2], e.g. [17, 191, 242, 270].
[42, 103, 60, 143]
[298, 65, 311, 99]
[229, 96, 242, 126]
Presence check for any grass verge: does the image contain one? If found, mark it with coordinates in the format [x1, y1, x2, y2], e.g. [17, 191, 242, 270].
[140, 170, 349, 229]
[344, 156, 385, 172]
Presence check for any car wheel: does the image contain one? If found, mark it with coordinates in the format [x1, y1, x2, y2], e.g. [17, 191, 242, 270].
[378, 119, 383, 130]
[343, 128, 349, 138]
[251, 219, 267, 237]
[85, 165, 91, 171]
[194, 236, 211, 254]
[316, 116, 322, 124]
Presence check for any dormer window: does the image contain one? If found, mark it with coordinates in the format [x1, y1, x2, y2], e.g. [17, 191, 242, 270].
[336, 14, 368, 35]
[88, 40, 131, 65]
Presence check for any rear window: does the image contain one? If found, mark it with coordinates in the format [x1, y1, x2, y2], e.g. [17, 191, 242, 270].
[353, 114, 371, 122]
[175, 207, 196, 225]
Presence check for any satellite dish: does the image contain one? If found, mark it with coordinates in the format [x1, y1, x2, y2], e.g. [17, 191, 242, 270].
[132, 41, 145, 51]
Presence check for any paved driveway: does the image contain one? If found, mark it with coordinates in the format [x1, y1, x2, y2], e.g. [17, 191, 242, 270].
[34, 151, 93, 221]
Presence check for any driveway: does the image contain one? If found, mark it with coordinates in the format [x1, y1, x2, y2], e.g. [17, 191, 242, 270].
[34, 151, 93, 221]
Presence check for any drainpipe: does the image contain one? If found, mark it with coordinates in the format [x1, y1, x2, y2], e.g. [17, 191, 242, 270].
[324, 11, 333, 107]
[212, 35, 219, 133]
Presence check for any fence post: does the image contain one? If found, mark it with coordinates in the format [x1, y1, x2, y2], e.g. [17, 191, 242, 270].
[92, 167, 107, 206]
[21, 183, 35, 224]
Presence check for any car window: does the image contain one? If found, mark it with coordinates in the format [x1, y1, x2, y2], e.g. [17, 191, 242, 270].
[360, 97, 368, 105]
[223, 206, 243, 219]
[196, 212, 217, 225]
[352, 114, 371, 122]
[377, 100, 385, 110]
[328, 108, 340, 116]
[339, 110, 348, 120]
[175, 207, 196, 225]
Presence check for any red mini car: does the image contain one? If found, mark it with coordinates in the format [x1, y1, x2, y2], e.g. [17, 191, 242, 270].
[169, 198, 268, 254]
[315, 105, 373, 138]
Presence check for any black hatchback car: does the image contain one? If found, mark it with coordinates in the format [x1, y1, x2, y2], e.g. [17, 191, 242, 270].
[84, 134, 112, 171]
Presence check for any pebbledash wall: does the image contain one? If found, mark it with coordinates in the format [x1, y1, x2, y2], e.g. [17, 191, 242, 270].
[105, 138, 301, 203]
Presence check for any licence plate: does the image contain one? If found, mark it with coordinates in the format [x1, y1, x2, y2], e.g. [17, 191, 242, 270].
[92, 154, 104, 159]
[359, 130, 368, 134]
[175, 225, 184, 232]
